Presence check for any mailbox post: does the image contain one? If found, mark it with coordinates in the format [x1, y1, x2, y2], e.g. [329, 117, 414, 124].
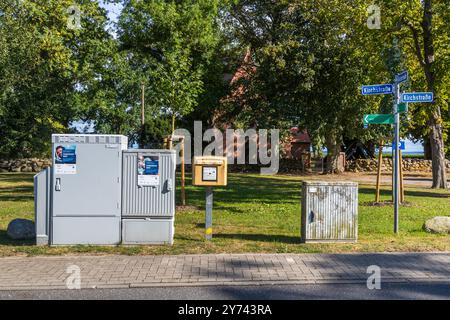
[205, 187, 213, 240]
[192, 156, 228, 240]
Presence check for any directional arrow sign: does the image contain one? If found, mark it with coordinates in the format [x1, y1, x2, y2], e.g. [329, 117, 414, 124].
[401, 92, 433, 103]
[363, 114, 395, 124]
[395, 71, 408, 84]
[361, 84, 394, 95]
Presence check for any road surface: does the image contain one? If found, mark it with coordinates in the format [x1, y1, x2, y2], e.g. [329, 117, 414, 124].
[0, 282, 449, 300]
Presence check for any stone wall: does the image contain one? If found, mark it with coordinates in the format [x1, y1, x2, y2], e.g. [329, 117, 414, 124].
[182, 159, 309, 174]
[346, 158, 450, 173]
[2, 158, 307, 174]
[0, 159, 52, 173]
[2, 157, 450, 174]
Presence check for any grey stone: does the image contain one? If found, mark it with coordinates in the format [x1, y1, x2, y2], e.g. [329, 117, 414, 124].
[423, 216, 450, 234]
[6, 219, 36, 240]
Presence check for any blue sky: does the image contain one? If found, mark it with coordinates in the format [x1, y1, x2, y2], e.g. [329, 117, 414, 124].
[96, 1, 424, 153]
[99, 1, 122, 24]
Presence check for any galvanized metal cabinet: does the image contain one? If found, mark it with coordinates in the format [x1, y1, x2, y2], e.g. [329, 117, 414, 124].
[121, 150, 176, 217]
[301, 181, 358, 243]
[121, 150, 176, 244]
[122, 219, 174, 244]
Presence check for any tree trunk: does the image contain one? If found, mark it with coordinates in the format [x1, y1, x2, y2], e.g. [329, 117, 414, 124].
[325, 129, 342, 174]
[366, 140, 376, 158]
[422, 0, 448, 188]
[171, 114, 176, 134]
[429, 114, 447, 188]
[423, 139, 432, 160]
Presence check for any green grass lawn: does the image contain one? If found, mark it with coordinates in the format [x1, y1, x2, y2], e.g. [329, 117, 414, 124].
[0, 172, 448, 257]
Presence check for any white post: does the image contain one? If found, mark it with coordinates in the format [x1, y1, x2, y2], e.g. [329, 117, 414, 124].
[393, 84, 400, 233]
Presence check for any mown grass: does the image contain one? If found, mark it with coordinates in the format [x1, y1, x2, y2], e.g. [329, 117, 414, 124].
[0, 172, 448, 257]
[380, 153, 425, 159]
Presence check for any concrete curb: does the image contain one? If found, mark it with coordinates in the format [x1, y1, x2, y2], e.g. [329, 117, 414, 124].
[1, 277, 449, 291]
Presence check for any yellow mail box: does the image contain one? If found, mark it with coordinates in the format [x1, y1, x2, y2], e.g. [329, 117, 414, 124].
[192, 156, 228, 186]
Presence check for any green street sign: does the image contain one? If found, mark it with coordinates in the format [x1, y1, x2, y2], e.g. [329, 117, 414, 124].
[363, 114, 395, 124]
[398, 103, 408, 113]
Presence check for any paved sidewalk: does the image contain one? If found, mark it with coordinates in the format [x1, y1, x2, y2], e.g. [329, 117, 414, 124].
[0, 253, 449, 290]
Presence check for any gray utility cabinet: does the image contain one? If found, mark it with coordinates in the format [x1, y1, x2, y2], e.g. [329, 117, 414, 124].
[301, 181, 358, 243]
[34, 168, 51, 245]
[121, 150, 176, 244]
[34, 134, 128, 245]
[34, 135, 178, 246]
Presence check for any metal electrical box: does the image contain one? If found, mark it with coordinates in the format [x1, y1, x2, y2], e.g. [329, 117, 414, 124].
[301, 181, 358, 243]
[34, 168, 51, 245]
[51, 134, 128, 245]
[121, 150, 176, 244]
[192, 156, 228, 187]
[34, 135, 178, 246]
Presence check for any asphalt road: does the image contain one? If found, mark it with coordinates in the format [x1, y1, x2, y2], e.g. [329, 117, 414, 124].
[0, 283, 449, 300]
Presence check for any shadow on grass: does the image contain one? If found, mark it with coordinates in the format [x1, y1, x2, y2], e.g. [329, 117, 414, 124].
[0, 173, 34, 202]
[182, 175, 302, 206]
[403, 190, 450, 199]
[0, 186, 34, 201]
[211, 206, 249, 214]
[0, 230, 35, 246]
[0, 173, 35, 183]
[215, 233, 301, 244]
[358, 187, 449, 199]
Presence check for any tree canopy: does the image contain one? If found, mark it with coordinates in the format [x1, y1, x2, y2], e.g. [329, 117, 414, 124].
[0, 0, 448, 186]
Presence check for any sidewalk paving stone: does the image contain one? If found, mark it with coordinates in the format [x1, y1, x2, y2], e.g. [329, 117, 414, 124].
[0, 252, 448, 290]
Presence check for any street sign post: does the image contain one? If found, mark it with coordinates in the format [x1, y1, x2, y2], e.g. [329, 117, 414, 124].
[395, 71, 408, 84]
[361, 84, 394, 95]
[361, 73, 433, 234]
[401, 92, 433, 103]
[393, 71, 408, 234]
[361, 80, 399, 234]
[363, 114, 395, 124]
[393, 83, 400, 233]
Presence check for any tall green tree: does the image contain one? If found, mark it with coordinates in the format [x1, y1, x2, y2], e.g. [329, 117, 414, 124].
[379, 0, 449, 188]
[0, 0, 117, 158]
[117, 0, 224, 134]
[222, 0, 387, 172]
